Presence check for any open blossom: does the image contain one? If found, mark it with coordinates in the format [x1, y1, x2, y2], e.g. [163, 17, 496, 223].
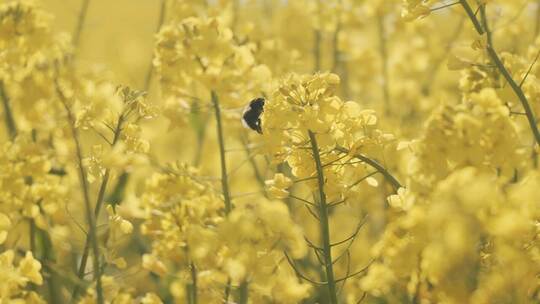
[265, 173, 293, 199]
[0, 250, 44, 302]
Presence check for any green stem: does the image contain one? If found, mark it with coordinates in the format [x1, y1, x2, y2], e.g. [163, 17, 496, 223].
[308, 130, 338, 304]
[459, 0, 540, 146]
[314, 0, 322, 72]
[459, 0, 484, 35]
[73, 0, 91, 49]
[56, 82, 104, 304]
[0, 80, 17, 140]
[224, 279, 232, 303]
[535, 0, 540, 39]
[211, 91, 232, 214]
[335, 146, 402, 192]
[28, 219, 37, 293]
[232, 0, 239, 31]
[190, 105, 209, 167]
[238, 281, 249, 304]
[72, 115, 124, 301]
[39, 228, 62, 303]
[486, 46, 540, 145]
[377, 14, 390, 113]
[29, 219, 36, 253]
[191, 262, 198, 304]
[314, 29, 321, 72]
[331, 22, 341, 73]
[479, 4, 493, 48]
[143, 0, 166, 91]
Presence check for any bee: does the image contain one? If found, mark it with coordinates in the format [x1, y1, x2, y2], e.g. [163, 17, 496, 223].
[241, 97, 265, 134]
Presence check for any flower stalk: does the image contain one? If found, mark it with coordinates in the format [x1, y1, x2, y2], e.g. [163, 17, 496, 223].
[72, 114, 125, 300]
[459, 0, 540, 146]
[377, 13, 390, 113]
[335, 146, 402, 192]
[0, 81, 17, 140]
[308, 130, 338, 304]
[238, 281, 249, 304]
[55, 80, 104, 304]
[211, 90, 232, 214]
[190, 262, 198, 304]
[73, 0, 91, 49]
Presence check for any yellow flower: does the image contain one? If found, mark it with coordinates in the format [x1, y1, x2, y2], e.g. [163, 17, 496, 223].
[18, 252, 42, 285]
[142, 254, 168, 277]
[0, 213, 11, 244]
[141, 293, 163, 304]
[265, 173, 293, 199]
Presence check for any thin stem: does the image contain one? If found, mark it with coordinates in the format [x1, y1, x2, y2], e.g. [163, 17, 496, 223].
[331, 22, 341, 73]
[55, 81, 104, 304]
[72, 114, 125, 300]
[459, 1, 540, 145]
[143, 0, 166, 91]
[479, 4, 493, 48]
[314, 29, 321, 72]
[29, 219, 36, 253]
[459, 0, 484, 34]
[284, 251, 327, 285]
[224, 279, 232, 303]
[289, 194, 317, 207]
[314, 0, 322, 72]
[333, 259, 373, 282]
[211, 91, 233, 213]
[191, 109, 209, 167]
[232, 0, 239, 31]
[535, 0, 540, 38]
[430, 1, 460, 12]
[519, 49, 540, 88]
[238, 281, 248, 304]
[485, 45, 540, 145]
[308, 130, 338, 304]
[191, 262, 198, 304]
[377, 14, 390, 113]
[39, 228, 61, 303]
[335, 147, 402, 192]
[73, 0, 91, 49]
[0, 81, 17, 140]
[330, 216, 367, 248]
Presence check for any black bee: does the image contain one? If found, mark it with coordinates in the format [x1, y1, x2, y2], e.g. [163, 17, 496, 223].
[242, 97, 265, 134]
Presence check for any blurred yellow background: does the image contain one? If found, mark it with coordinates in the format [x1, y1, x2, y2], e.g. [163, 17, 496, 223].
[44, 0, 160, 88]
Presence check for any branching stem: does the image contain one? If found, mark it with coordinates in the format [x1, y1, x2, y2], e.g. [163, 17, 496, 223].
[72, 115, 125, 300]
[0, 81, 17, 140]
[211, 91, 232, 213]
[55, 81, 104, 304]
[459, 0, 540, 145]
[335, 147, 402, 192]
[308, 130, 338, 304]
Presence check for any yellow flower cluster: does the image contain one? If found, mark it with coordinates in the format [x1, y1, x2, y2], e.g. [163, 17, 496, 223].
[367, 167, 539, 303]
[0, 250, 44, 303]
[155, 14, 270, 130]
[140, 163, 310, 303]
[0, 134, 66, 234]
[410, 88, 521, 189]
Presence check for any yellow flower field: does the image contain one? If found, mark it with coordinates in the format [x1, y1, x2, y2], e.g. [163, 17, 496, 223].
[0, 0, 539, 303]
